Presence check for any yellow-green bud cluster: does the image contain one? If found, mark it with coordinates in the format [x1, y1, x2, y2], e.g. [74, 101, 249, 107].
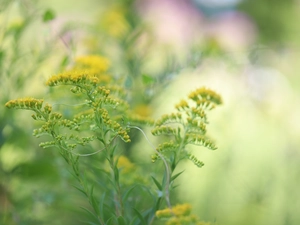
[73, 112, 94, 125]
[155, 113, 182, 126]
[117, 129, 130, 142]
[151, 125, 177, 136]
[188, 153, 204, 168]
[43, 104, 52, 114]
[151, 141, 179, 163]
[190, 107, 206, 119]
[188, 87, 222, 110]
[175, 99, 189, 111]
[5, 98, 44, 110]
[96, 108, 130, 142]
[184, 133, 217, 150]
[75, 135, 95, 146]
[39, 141, 56, 149]
[46, 71, 99, 87]
[186, 118, 206, 135]
[58, 119, 79, 131]
[156, 141, 179, 153]
[33, 121, 54, 137]
[188, 87, 222, 104]
[49, 112, 63, 120]
[97, 86, 110, 97]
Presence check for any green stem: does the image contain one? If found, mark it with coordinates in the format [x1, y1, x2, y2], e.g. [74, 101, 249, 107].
[107, 144, 124, 217]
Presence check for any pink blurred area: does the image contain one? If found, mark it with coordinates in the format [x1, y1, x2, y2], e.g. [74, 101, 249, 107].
[138, 0, 257, 51]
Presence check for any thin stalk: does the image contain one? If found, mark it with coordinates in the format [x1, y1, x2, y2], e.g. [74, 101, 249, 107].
[107, 143, 124, 217]
[127, 126, 173, 221]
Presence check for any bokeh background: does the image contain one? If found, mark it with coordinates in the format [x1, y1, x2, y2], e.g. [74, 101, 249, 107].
[1, 0, 300, 224]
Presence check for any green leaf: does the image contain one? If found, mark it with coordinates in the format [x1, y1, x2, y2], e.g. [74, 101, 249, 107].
[142, 74, 155, 85]
[122, 185, 137, 202]
[82, 222, 98, 225]
[155, 197, 162, 210]
[114, 166, 119, 181]
[72, 184, 87, 197]
[107, 216, 117, 225]
[43, 9, 56, 22]
[99, 193, 106, 220]
[171, 170, 184, 182]
[90, 186, 100, 215]
[60, 55, 69, 69]
[80, 206, 98, 220]
[117, 216, 126, 225]
[151, 176, 162, 191]
[0, 50, 5, 65]
[133, 208, 147, 225]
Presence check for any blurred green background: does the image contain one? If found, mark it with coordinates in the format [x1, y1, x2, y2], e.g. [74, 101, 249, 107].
[1, 0, 300, 224]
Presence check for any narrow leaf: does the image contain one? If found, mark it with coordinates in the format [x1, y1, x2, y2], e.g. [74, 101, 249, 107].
[133, 208, 147, 225]
[99, 192, 106, 220]
[106, 216, 117, 225]
[151, 176, 162, 191]
[171, 170, 184, 182]
[155, 197, 162, 210]
[122, 185, 137, 202]
[117, 216, 126, 225]
[72, 184, 87, 197]
[80, 206, 98, 220]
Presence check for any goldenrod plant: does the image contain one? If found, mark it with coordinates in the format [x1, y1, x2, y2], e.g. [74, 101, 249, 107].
[5, 54, 221, 225]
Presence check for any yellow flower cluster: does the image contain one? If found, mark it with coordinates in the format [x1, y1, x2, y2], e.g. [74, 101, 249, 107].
[96, 108, 130, 142]
[175, 99, 189, 111]
[156, 141, 179, 153]
[184, 133, 216, 150]
[5, 97, 44, 110]
[151, 141, 180, 163]
[46, 70, 99, 87]
[188, 87, 222, 109]
[151, 125, 177, 136]
[47, 54, 112, 87]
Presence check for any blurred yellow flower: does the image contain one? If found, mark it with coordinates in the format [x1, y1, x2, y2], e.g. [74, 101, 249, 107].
[75, 55, 110, 73]
[156, 203, 211, 225]
[100, 6, 130, 38]
[117, 155, 135, 174]
[156, 203, 192, 218]
[133, 104, 152, 117]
